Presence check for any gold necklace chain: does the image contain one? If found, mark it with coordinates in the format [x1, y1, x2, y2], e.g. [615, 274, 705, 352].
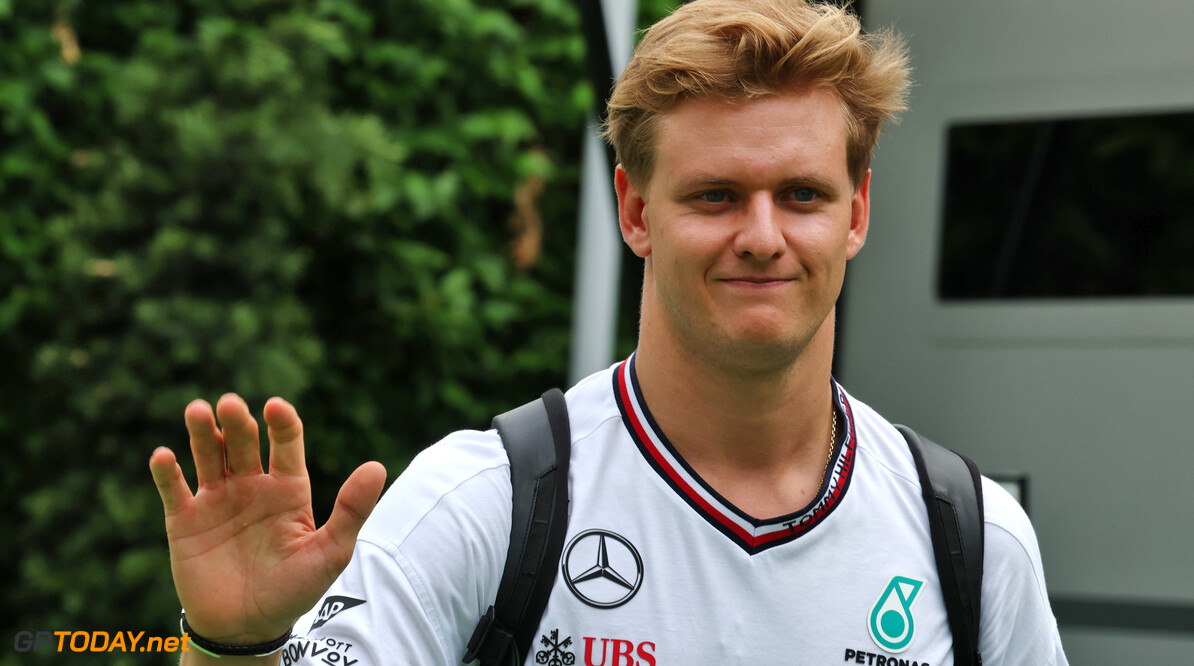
[814, 409, 837, 496]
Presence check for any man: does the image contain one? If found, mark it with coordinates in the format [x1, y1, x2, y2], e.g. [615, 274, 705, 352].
[150, 0, 1068, 663]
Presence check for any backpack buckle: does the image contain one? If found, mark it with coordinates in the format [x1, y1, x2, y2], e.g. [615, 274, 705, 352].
[463, 605, 516, 664]
[462, 605, 495, 662]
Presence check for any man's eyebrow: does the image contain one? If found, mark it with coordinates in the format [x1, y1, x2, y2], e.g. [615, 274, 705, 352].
[671, 175, 842, 195]
[675, 177, 738, 189]
[678, 175, 835, 188]
[780, 175, 838, 192]
[665, 177, 737, 198]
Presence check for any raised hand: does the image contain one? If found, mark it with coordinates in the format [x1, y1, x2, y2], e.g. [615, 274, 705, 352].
[148, 394, 386, 647]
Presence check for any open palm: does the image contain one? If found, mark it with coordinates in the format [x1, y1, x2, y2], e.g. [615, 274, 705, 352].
[149, 394, 386, 645]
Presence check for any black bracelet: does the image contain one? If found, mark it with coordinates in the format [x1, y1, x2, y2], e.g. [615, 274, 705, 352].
[180, 611, 293, 659]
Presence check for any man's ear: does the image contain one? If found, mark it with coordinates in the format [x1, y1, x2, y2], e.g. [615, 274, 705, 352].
[615, 165, 651, 258]
[846, 169, 871, 259]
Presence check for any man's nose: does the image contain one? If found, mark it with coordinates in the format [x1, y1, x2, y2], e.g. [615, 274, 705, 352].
[733, 193, 786, 260]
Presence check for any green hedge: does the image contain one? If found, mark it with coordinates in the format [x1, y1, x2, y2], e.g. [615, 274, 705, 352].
[0, 0, 637, 662]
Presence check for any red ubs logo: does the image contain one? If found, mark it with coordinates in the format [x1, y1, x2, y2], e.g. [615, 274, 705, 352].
[581, 637, 656, 666]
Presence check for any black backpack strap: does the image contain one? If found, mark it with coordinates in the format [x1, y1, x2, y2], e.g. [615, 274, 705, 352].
[464, 389, 571, 666]
[897, 425, 985, 666]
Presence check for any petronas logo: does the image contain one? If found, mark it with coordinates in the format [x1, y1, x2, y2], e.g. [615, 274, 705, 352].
[868, 576, 924, 652]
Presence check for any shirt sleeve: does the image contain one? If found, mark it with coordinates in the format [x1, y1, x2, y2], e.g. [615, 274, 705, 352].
[275, 430, 514, 666]
[978, 477, 1069, 666]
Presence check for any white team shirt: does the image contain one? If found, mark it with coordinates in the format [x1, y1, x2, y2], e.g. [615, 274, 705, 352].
[281, 356, 1067, 666]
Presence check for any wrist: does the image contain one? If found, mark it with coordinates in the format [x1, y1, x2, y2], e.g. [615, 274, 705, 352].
[180, 611, 293, 659]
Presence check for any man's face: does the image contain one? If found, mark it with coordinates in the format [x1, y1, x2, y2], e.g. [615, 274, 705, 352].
[616, 87, 870, 371]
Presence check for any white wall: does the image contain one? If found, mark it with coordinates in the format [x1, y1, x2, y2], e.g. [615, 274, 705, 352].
[841, 0, 1194, 659]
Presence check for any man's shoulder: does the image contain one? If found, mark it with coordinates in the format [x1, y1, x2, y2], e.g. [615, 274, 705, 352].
[403, 427, 511, 493]
[980, 476, 1041, 558]
[978, 478, 1065, 662]
[358, 427, 512, 550]
[561, 361, 623, 444]
[357, 362, 623, 550]
[838, 386, 922, 486]
[841, 386, 1045, 577]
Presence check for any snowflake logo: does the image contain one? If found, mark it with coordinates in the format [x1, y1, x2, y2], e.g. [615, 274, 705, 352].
[535, 629, 575, 666]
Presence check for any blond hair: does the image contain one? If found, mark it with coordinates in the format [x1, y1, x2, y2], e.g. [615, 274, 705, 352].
[603, 0, 910, 189]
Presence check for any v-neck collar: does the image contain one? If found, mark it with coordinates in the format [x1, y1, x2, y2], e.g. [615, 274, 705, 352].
[612, 353, 857, 555]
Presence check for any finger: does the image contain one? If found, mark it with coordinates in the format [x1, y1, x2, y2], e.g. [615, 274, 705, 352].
[185, 399, 226, 486]
[263, 397, 308, 477]
[149, 447, 194, 514]
[317, 461, 387, 570]
[216, 394, 264, 476]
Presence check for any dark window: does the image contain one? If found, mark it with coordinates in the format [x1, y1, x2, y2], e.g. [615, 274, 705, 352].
[938, 110, 1194, 299]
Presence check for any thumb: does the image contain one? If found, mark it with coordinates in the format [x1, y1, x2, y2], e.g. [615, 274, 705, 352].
[319, 461, 387, 569]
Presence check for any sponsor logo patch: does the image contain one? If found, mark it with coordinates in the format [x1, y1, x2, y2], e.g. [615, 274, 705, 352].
[310, 596, 366, 631]
[537, 629, 575, 665]
[562, 530, 644, 609]
[868, 576, 923, 653]
[582, 636, 656, 666]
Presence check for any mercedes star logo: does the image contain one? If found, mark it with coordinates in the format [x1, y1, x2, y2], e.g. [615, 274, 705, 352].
[562, 529, 644, 609]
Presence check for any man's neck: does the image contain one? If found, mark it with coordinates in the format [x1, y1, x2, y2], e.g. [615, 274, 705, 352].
[631, 311, 838, 516]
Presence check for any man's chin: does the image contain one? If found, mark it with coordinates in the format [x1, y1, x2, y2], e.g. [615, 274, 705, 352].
[699, 333, 808, 376]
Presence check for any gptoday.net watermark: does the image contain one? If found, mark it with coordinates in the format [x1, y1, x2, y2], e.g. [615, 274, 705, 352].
[13, 630, 191, 655]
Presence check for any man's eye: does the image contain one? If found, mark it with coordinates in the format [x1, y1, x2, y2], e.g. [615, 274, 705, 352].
[792, 188, 817, 203]
[700, 191, 728, 203]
